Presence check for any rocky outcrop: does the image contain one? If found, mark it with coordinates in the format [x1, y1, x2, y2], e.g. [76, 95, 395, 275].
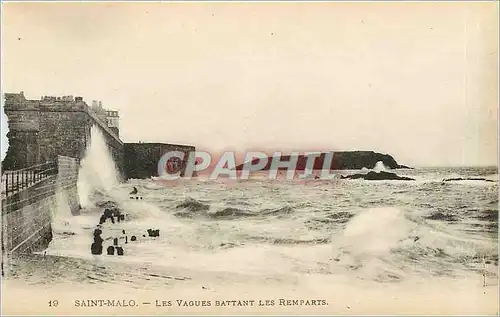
[327, 151, 407, 170]
[341, 171, 415, 181]
[235, 151, 410, 171]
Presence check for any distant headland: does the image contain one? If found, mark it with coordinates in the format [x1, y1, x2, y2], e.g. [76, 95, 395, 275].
[234, 151, 411, 171]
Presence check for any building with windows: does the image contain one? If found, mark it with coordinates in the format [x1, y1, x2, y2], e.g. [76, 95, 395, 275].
[91, 100, 120, 137]
[106, 110, 120, 137]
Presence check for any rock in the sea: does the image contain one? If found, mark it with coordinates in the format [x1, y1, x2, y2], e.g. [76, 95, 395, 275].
[147, 229, 160, 237]
[426, 212, 458, 221]
[116, 247, 124, 256]
[98, 215, 106, 225]
[90, 243, 102, 255]
[91, 229, 104, 255]
[107, 246, 115, 255]
[341, 171, 415, 181]
[96, 200, 119, 209]
[443, 177, 496, 183]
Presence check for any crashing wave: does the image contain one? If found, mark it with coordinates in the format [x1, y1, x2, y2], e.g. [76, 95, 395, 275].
[261, 205, 294, 216]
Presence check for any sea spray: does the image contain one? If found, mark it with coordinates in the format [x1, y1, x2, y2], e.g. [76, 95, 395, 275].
[42, 189, 99, 258]
[373, 161, 389, 172]
[360, 161, 388, 173]
[51, 190, 74, 234]
[342, 207, 411, 255]
[330, 207, 416, 279]
[77, 125, 120, 208]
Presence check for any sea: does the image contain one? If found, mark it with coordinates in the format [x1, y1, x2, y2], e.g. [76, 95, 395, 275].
[2, 127, 499, 314]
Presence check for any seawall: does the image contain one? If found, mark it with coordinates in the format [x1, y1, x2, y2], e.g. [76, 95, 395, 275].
[1, 156, 79, 257]
[124, 143, 196, 179]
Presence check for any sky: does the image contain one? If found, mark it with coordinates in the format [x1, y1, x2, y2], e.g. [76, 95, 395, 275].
[1, 2, 498, 167]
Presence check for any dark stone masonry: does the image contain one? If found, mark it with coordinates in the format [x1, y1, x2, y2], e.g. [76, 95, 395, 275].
[124, 143, 196, 179]
[1, 91, 195, 261]
[2, 92, 124, 176]
[2, 91, 196, 179]
[2, 156, 80, 255]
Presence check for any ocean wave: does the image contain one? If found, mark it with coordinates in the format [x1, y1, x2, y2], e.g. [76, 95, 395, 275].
[443, 177, 497, 183]
[326, 206, 498, 281]
[468, 223, 498, 233]
[174, 198, 299, 219]
[426, 212, 460, 222]
[124, 179, 165, 191]
[261, 205, 294, 216]
[475, 210, 499, 222]
[222, 198, 253, 206]
[244, 235, 330, 245]
[306, 212, 354, 227]
[175, 197, 210, 212]
[271, 237, 330, 245]
[174, 198, 254, 219]
[209, 207, 255, 218]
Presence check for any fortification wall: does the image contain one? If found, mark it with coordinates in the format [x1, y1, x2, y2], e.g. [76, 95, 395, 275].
[1, 156, 80, 256]
[124, 143, 196, 179]
[2, 175, 56, 254]
[3, 92, 194, 182]
[2, 93, 124, 177]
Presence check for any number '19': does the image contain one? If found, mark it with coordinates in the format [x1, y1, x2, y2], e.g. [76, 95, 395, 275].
[48, 300, 59, 307]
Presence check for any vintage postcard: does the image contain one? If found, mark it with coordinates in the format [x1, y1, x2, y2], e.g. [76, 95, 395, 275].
[1, 1, 498, 315]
